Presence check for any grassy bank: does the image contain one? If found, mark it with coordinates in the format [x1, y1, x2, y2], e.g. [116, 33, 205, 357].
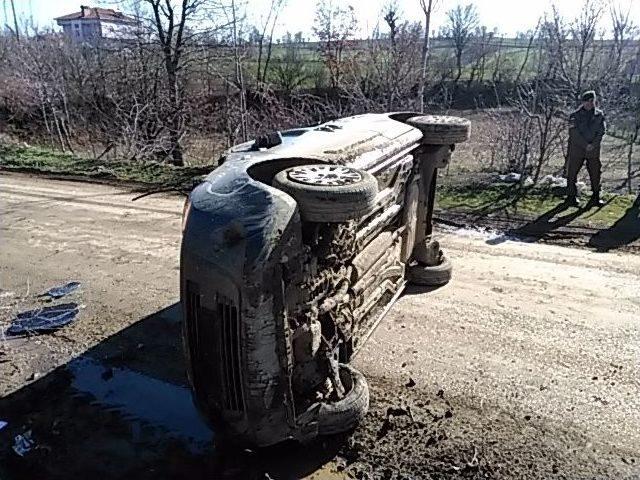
[0, 144, 212, 189]
[2, 143, 636, 231]
[436, 183, 638, 229]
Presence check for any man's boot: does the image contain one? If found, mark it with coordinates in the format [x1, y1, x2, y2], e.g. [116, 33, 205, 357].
[588, 192, 605, 208]
[564, 196, 580, 207]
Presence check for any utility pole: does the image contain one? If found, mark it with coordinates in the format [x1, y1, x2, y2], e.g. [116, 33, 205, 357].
[10, 0, 19, 42]
[418, 0, 434, 113]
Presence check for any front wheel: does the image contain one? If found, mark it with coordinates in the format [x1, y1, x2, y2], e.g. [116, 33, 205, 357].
[316, 364, 370, 436]
[273, 165, 378, 222]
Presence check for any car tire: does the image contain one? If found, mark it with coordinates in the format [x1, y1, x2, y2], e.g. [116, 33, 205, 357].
[407, 115, 470, 144]
[317, 364, 369, 436]
[407, 256, 453, 286]
[273, 165, 378, 222]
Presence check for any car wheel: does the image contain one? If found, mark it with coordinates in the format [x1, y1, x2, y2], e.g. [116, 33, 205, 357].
[407, 115, 470, 144]
[407, 256, 453, 286]
[317, 364, 369, 436]
[273, 165, 378, 222]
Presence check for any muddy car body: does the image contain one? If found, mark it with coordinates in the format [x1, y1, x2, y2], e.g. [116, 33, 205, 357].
[180, 113, 469, 446]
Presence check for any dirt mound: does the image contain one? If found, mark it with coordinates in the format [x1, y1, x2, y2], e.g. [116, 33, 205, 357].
[336, 378, 636, 479]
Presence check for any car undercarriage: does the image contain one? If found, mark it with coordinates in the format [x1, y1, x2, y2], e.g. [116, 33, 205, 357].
[180, 112, 470, 446]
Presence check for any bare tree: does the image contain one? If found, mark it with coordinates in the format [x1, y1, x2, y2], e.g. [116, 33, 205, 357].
[568, 0, 603, 98]
[144, 0, 205, 165]
[442, 3, 479, 84]
[514, 23, 540, 86]
[623, 93, 640, 193]
[9, 0, 19, 41]
[224, 0, 248, 142]
[255, 0, 286, 88]
[417, 0, 435, 112]
[467, 25, 495, 86]
[491, 35, 504, 83]
[603, 4, 637, 85]
[313, 0, 357, 89]
[351, 17, 422, 111]
[272, 36, 309, 94]
[382, 1, 400, 47]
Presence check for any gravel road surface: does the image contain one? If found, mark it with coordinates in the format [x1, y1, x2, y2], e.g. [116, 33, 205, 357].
[1, 173, 638, 479]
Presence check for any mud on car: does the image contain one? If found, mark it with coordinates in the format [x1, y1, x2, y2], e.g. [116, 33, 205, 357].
[180, 113, 470, 446]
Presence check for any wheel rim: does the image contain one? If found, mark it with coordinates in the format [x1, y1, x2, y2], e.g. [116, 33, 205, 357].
[287, 165, 362, 186]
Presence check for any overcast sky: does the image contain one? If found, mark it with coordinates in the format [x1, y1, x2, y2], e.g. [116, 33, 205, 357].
[2, 0, 638, 38]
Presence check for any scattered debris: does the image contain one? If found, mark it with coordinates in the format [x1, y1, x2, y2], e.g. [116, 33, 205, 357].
[40, 281, 81, 299]
[6, 303, 80, 335]
[465, 446, 479, 469]
[491, 172, 591, 194]
[377, 406, 413, 439]
[493, 172, 589, 192]
[0, 420, 7, 430]
[376, 420, 392, 440]
[386, 406, 411, 418]
[495, 172, 534, 186]
[539, 174, 587, 193]
[12, 430, 36, 456]
[405, 378, 416, 388]
[539, 174, 568, 188]
[498, 172, 522, 183]
[335, 455, 348, 471]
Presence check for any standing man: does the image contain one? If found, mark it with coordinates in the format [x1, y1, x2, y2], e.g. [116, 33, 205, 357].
[566, 90, 606, 207]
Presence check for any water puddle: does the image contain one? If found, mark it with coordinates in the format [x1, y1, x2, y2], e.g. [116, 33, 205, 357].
[0, 303, 339, 478]
[68, 356, 213, 452]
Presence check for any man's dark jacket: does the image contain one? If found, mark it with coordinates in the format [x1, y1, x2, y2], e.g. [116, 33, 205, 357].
[568, 107, 606, 158]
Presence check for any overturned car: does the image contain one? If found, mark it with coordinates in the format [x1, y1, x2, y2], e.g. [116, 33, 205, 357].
[180, 113, 470, 446]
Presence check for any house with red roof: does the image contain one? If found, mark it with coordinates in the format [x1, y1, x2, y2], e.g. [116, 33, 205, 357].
[55, 5, 137, 42]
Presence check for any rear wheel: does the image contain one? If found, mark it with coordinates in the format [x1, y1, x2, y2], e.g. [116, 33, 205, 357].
[407, 115, 470, 144]
[407, 256, 453, 286]
[273, 164, 378, 222]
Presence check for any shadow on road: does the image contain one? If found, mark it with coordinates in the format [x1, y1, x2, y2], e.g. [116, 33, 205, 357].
[0, 304, 343, 480]
[512, 203, 588, 238]
[403, 284, 445, 296]
[588, 194, 640, 252]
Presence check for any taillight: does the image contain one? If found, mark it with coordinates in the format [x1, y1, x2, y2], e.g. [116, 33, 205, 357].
[181, 197, 191, 233]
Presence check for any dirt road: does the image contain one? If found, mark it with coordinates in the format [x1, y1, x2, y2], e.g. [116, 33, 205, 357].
[1, 173, 639, 479]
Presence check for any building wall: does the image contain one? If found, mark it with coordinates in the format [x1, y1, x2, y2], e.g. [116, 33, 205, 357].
[100, 22, 136, 40]
[57, 19, 135, 42]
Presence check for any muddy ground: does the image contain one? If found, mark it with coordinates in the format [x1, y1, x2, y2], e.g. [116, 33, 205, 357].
[1, 172, 639, 479]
